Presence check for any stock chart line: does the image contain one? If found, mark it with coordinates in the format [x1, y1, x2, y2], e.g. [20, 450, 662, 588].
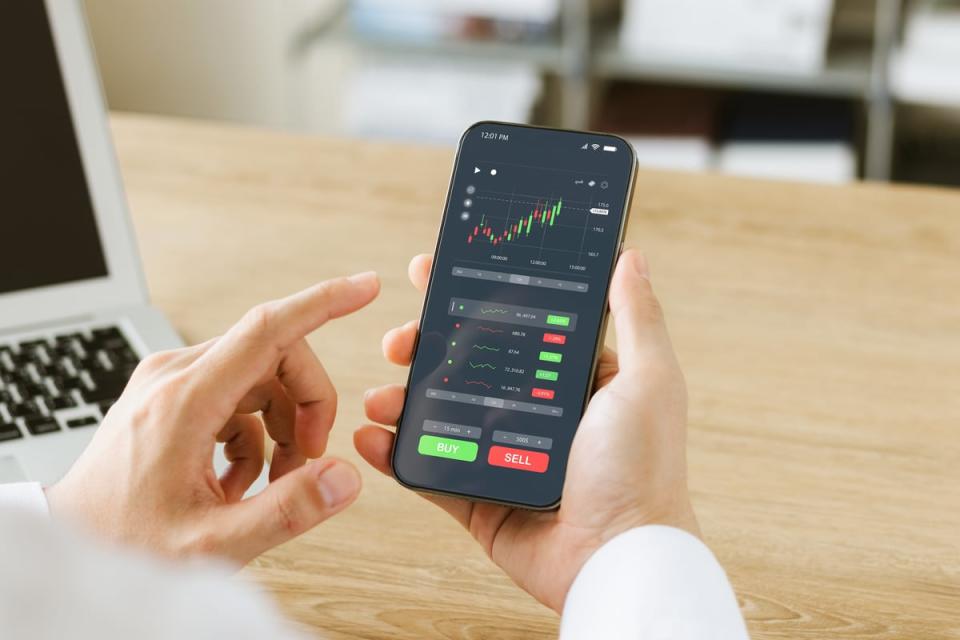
[478, 326, 504, 334]
[471, 344, 500, 352]
[464, 379, 493, 390]
[468, 361, 497, 370]
[467, 198, 562, 247]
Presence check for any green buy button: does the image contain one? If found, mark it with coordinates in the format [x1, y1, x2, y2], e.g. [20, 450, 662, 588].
[418, 435, 478, 462]
[536, 369, 559, 381]
[546, 314, 570, 327]
[539, 351, 563, 363]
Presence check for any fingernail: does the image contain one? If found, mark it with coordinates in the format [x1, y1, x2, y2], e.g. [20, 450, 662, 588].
[348, 271, 378, 285]
[629, 250, 650, 279]
[317, 462, 360, 507]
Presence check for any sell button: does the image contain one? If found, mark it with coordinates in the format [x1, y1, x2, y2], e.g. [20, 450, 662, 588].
[487, 446, 549, 473]
[418, 435, 478, 462]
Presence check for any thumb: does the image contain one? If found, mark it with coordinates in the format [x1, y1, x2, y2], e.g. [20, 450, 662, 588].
[608, 249, 672, 371]
[211, 457, 361, 563]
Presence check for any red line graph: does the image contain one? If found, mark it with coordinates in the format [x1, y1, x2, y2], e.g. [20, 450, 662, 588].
[464, 379, 493, 390]
[477, 326, 504, 334]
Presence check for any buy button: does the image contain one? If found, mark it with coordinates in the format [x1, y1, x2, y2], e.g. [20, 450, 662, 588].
[487, 446, 549, 473]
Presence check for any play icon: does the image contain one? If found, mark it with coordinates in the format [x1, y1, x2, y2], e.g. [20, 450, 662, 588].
[474, 167, 481, 174]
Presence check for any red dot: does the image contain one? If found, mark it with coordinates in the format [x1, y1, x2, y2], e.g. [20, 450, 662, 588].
[443, 377, 449, 383]
[455, 323, 461, 329]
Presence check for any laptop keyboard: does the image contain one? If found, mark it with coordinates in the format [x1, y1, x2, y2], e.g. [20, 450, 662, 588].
[0, 326, 140, 442]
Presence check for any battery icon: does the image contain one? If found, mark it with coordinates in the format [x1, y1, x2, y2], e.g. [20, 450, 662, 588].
[603, 145, 617, 152]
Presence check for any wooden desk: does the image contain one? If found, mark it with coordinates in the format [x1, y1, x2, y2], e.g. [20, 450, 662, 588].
[112, 114, 960, 639]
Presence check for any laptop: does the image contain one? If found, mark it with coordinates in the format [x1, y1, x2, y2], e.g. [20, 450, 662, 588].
[0, 0, 184, 485]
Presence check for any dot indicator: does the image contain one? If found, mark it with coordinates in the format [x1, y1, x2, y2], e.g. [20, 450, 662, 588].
[455, 323, 461, 329]
[451, 341, 457, 346]
[447, 359, 453, 365]
[443, 377, 449, 383]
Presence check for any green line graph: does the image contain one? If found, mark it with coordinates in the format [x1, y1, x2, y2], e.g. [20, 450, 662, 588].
[468, 361, 497, 370]
[471, 344, 500, 352]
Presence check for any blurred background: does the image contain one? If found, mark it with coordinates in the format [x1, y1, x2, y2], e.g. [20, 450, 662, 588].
[83, 0, 960, 186]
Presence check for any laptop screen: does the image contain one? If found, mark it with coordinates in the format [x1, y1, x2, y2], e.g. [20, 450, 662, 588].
[0, 1, 108, 296]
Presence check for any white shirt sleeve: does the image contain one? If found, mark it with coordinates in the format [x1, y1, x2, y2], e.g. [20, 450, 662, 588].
[560, 526, 750, 640]
[0, 481, 49, 516]
[1, 484, 746, 639]
[0, 507, 308, 640]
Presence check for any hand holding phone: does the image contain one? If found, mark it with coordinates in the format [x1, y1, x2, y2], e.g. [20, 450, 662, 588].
[385, 122, 643, 509]
[356, 250, 700, 612]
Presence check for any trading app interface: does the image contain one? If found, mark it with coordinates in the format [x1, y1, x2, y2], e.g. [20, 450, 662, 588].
[394, 123, 635, 507]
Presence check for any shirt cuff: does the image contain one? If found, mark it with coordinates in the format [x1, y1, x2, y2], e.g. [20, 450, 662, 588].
[0, 481, 51, 517]
[560, 525, 750, 640]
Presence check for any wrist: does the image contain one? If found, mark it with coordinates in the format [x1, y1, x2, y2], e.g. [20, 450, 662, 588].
[553, 496, 701, 609]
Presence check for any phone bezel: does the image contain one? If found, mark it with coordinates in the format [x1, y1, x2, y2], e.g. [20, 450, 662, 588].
[390, 120, 638, 510]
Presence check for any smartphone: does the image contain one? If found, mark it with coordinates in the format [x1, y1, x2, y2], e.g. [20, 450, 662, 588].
[391, 122, 637, 509]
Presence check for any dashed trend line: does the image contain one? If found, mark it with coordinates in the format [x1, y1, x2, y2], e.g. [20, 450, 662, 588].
[468, 361, 497, 370]
[471, 344, 501, 352]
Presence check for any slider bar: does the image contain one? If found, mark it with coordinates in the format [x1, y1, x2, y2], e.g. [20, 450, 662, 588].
[452, 266, 589, 293]
[426, 388, 563, 417]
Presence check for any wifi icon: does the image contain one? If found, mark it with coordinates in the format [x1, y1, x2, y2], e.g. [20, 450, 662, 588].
[591, 143, 600, 150]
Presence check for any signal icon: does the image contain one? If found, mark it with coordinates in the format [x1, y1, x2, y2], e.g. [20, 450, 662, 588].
[591, 143, 600, 150]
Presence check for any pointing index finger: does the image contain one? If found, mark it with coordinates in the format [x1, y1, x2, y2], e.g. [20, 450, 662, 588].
[192, 271, 380, 419]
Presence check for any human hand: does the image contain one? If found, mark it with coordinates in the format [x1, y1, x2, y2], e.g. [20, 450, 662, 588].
[355, 250, 698, 612]
[45, 272, 380, 564]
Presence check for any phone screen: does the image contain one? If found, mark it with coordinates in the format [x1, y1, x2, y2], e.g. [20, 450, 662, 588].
[393, 122, 636, 508]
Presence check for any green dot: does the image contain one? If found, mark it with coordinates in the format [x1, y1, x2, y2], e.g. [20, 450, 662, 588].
[451, 341, 457, 346]
[458, 304, 464, 310]
[447, 359, 453, 365]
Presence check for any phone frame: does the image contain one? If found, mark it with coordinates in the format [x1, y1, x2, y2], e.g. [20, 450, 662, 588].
[391, 121, 638, 510]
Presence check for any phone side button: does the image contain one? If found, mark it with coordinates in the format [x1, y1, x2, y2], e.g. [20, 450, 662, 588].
[487, 446, 549, 473]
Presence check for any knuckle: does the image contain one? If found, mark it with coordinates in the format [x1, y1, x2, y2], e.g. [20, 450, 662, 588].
[130, 370, 192, 426]
[136, 350, 173, 374]
[241, 302, 278, 338]
[273, 491, 306, 536]
[635, 284, 664, 324]
[154, 370, 191, 404]
[311, 281, 336, 322]
[182, 526, 221, 557]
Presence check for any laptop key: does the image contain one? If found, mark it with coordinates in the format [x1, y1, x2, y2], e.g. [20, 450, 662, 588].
[9, 399, 42, 418]
[49, 395, 78, 410]
[81, 371, 128, 404]
[0, 348, 16, 372]
[24, 415, 60, 436]
[66, 416, 98, 429]
[0, 423, 22, 442]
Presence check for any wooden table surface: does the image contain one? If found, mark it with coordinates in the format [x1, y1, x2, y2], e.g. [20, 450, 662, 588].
[111, 114, 960, 639]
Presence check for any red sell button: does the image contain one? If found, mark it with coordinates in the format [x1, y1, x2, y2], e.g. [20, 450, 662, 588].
[542, 332, 567, 345]
[531, 387, 555, 400]
[488, 446, 549, 473]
